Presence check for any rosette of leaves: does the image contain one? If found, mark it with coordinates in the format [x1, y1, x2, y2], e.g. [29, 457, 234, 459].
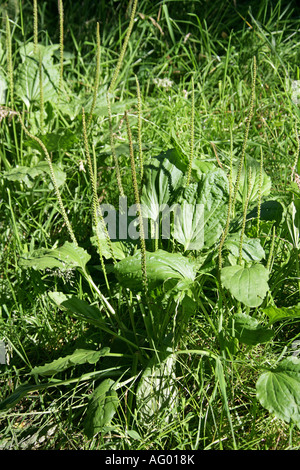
[140, 149, 229, 252]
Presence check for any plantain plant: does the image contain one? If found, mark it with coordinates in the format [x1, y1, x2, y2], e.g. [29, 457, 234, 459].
[2, 0, 300, 442]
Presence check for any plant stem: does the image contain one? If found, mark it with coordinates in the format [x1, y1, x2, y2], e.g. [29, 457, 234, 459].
[39, 50, 44, 133]
[107, 93, 125, 197]
[6, 15, 14, 107]
[257, 147, 263, 234]
[125, 111, 147, 291]
[108, 0, 138, 95]
[186, 75, 195, 186]
[82, 108, 112, 292]
[232, 56, 256, 211]
[33, 0, 38, 54]
[239, 167, 252, 265]
[88, 22, 101, 127]
[135, 74, 143, 182]
[58, 0, 64, 93]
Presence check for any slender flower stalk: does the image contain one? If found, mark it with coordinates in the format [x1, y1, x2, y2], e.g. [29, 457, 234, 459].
[186, 75, 195, 186]
[218, 125, 234, 270]
[39, 50, 44, 132]
[108, 0, 138, 95]
[107, 93, 125, 197]
[6, 15, 14, 106]
[266, 225, 276, 272]
[232, 56, 257, 212]
[82, 108, 112, 290]
[291, 123, 299, 182]
[125, 111, 147, 291]
[135, 75, 143, 182]
[33, 0, 38, 54]
[239, 167, 252, 265]
[58, 0, 64, 93]
[82, 108, 110, 291]
[257, 147, 263, 234]
[88, 22, 101, 127]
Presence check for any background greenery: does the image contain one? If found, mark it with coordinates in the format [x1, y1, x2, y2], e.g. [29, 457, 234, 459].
[1, 0, 300, 450]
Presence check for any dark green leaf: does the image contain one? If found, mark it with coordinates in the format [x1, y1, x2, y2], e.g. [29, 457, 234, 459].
[221, 263, 269, 307]
[2, 162, 66, 188]
[262, 304, 300, 324]
[224, 233, 265, 263]
[30, 348, 110, 377]
[114, 249, 197, 291]
[256, 357, 300, 426]
[19, 242, 90, 272]
[84, 379, 119, 438]
[228, 313, 274, 346]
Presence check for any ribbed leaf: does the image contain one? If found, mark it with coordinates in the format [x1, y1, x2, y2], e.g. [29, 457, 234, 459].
[30, 348, 110, 377]
[256, 357, 300, 426]
[19, 242, 90, 272]
[221, 263, 269, 307]
[173, 169, 229, 250]
[262, 304, 300, 325]
[136, 346, 178, 426]
[15, 43, 60, 108]
[114, 249, 197, 291]
[84, 379, 119, 438]
[141, 150, 184, 224]
[3, 162, 66, 188]
[228, 313, 274, 346]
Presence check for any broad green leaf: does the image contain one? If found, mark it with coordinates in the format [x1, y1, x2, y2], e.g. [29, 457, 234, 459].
[168, 137, 215, 177]
[247, 200, 284, 226]
[262, 304, 300, 325]
[15, 43, 60, 108]
[30, 348, 110, 377]
[173, 169, 229, 250]
[84, 379, 119, 438]
[85, 93, 136, 117]
[25, 128, 78, 152]
[232, 155, 271, 205]
[172, 193, 204, 251]
[256, 356, 300, 427]
[114, 249, 197, 291]
[91, 236, 135, 260]
[18, 43, 60, 63]
[228, 313, 274, 346]
[136, 346, 178, 426]
[2, 162, 66, 188]
[221, 263, 269, 307]
[224, 233, 265, 263]
[49, 292, 107, 328]
[141, 150, 184, 224]
[0, 383, 49, 411]
[19, 242, 90, 272]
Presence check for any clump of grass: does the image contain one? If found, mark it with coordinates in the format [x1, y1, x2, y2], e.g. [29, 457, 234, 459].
[16, 111, 77, 246]
[5, 15, 14, 106]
